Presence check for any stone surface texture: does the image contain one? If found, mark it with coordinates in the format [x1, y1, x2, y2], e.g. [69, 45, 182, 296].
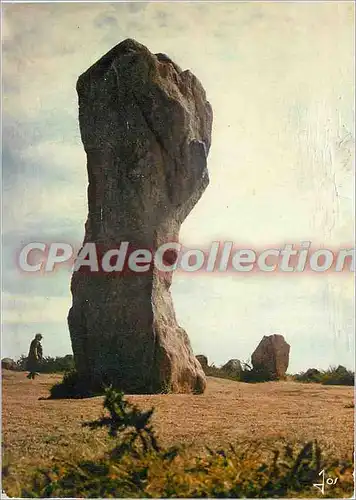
[221, 359, 242, 377]
[251, 334, 290, 379]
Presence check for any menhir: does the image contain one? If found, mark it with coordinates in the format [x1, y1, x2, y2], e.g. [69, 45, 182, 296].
[68, 39, 213, 394]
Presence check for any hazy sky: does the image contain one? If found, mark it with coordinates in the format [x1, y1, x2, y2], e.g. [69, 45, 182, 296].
[2, 1, 355, 372]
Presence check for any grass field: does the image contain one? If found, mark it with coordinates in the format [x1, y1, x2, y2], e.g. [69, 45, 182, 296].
[2, 369, 354, 497]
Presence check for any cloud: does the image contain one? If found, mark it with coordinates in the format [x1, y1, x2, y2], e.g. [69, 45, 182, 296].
[3, 292, 71, 325]
[2, 2, 354, 370]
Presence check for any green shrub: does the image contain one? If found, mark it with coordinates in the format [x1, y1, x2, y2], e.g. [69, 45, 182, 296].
[293, 370, 322, 384]
[40, 355, 75, 373]
[204, 362, 273, 383]
[239, 366, 275, 383]
[15, 355, 28, 371]
[16, 354, 75, 373]
[321, 366, 354, 386]
[20, 388, 354, 498]
[293, 366, 354, 386]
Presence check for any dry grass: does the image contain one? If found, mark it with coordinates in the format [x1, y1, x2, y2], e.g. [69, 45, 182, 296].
[2, 370, 354, 496]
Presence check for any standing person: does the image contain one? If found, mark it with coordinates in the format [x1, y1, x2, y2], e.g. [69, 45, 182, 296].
[26, 334, 43, 379]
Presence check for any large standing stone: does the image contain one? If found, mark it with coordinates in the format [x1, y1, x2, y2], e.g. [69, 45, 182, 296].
[68, 39, 212, 394]
[251, 334, 290, 379]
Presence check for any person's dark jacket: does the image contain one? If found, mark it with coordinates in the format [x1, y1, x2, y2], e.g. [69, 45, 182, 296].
[26, 339, 43, 372]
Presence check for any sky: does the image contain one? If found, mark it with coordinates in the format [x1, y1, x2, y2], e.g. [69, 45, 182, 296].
[2, 1, 355, 372]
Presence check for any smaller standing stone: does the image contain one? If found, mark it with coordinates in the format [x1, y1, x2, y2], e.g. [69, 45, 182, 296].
[251, 334, 290, 380]
[196, 355, 209, 370]
[304, 368, 321, 379]
[2, 358, 17, 370]
[222, 359, 242, 377]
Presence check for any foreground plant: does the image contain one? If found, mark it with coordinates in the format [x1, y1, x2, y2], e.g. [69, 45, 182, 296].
[16, 388, 354, 498]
